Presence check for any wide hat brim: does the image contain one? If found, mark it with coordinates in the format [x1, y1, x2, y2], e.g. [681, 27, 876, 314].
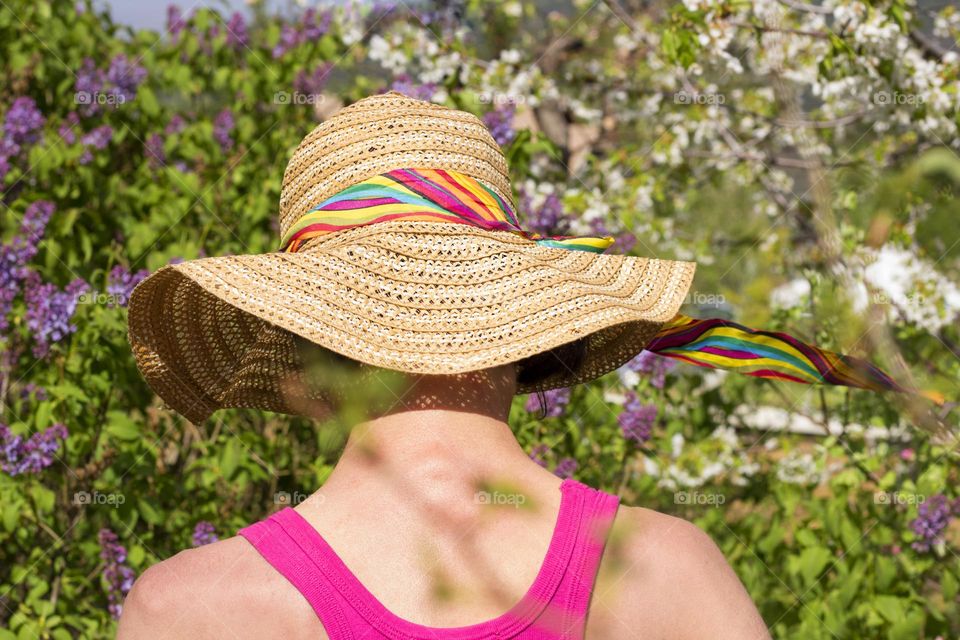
[126, 219, 696, 424]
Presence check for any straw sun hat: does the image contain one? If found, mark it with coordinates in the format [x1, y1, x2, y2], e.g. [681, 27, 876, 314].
[125, 91, 696, 423]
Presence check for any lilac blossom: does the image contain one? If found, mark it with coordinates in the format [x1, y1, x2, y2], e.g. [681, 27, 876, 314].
[625, 350, 676, 389]
[225, 12, 249, 50]
[213, 109, 235, 153]
[483, 104, 517, 146]
[272, 24, 301, 59]
[79, 124, 113, 165]
[107, 264, 150, 307]
[19, 383, 47, 401]
[389, 75, 436, 101]
[366, 2, 400, 27]
[529, 443, 549, 468]
[272, 8, 332, 58]
[910, 494, 960, 553]
[74, 58, 106, 116]
[166, 4, 187, 38]
[618, 391, 657, 444]
[518, 188, 571, 237]
[554, 457, 578, 479]
[0, 142, 15, 182]
[23, 270, 88, 358]
[165, 114, 186, 135]
[58, 112, 80, 144]
[105, 54, 147, 105]
[0, 422, 68, 476]
[294, 62, 334, 98]
[98, 529, 136, 620]
[192, 521, 219, 547]
[524, 387, 571, 418]
[145, 133, 165, 169]
[3, 97, 45, 146]
[0, 201, 54, 331]
[301, 7, 333, 41]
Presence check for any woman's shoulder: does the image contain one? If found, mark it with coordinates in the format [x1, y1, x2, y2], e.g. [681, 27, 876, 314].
[116, 535, 326, 640]
[587, 504, 772, 640]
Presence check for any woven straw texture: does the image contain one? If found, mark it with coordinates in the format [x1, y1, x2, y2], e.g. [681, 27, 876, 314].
[126, 93, 696, 424]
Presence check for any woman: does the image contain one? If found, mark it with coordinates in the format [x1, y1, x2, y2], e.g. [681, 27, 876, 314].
[117, 90, 908, 638]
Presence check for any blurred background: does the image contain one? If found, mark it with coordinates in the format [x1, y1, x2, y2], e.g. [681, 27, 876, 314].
[0, 0, 958, 638]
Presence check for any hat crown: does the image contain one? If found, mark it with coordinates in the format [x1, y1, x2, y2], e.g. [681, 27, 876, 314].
[278, 91, 515, 242]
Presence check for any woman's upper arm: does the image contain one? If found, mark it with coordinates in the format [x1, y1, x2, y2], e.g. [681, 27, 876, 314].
[589, 506, 771, 640]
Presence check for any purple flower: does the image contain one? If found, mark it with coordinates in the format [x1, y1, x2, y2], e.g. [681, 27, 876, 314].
[524, 387, 571, 418]
[213, 109, 234, 152]
[554, 457, 578, 479]
[3, 97, 45, 146]
[145, 133, 165, 169]
[518, 188, 571, 237]
[81, 125, 113, 150]
[294, 62, 334, 98]
[58, 112, 80, 144]
[0, 422, 68, 476]
[98, 528, 136, 620]
[618, 391, 657, 444]
[389, 75, 436, 101]
[271, 9, 332, 59]
[192, 521, 219, 547]
[105, 54, 147, 105]
[167, 4, 187, 38]
[529, 443, 549, 468]
[226, 12, 249, 50]
[19, 382, 48, 401]
[301, 8, 332, 41]
[367, 2, 400, 27]
[483, 104, 516, 146]
[106, 264, 150, 307]
[272, 24, 301, 59]
[74, 58, 106, 117]
[23, 270, 88, 358]
[165, 114, 186, 135]
[910, 494, 958, 553]
[78, 125, 113, 165]
[0, 201, 54, 331]
[626, 350, 676, 389]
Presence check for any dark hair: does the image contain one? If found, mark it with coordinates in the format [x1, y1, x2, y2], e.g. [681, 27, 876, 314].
[515, 337, 589, 420]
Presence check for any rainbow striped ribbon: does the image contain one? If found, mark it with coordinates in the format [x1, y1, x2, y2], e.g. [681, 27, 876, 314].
[647, 315, 941, 403]
[280, 168, 615, 253]
[281, 168, 938, 402]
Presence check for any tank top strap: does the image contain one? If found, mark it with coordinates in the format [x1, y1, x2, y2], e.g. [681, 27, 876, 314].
[238, 513, 356, 640]
[532, 479, 621, 638]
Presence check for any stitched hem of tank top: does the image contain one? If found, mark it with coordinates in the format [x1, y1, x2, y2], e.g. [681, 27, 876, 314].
[238, 520, 355, 640]
[271, 480, 586, 640]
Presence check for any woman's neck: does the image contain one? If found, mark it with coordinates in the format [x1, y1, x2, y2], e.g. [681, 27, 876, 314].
[336, 409, 526, 478]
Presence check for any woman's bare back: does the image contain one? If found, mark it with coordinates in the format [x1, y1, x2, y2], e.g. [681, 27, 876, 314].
[118, 468, 770, 640]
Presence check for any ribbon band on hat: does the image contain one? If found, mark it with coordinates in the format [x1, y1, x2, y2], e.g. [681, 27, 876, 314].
[281, 167, 940, 404]
[279, 167, 616, 254]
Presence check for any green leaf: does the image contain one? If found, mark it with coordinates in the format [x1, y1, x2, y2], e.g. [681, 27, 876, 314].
[138, 498, 163, 525]
[106, 410, 141, 441]
[221, 438, 243, 480]
[798, 546, 832, 586]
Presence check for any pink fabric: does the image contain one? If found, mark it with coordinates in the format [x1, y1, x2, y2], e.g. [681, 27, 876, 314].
[238, 478, 621, 639]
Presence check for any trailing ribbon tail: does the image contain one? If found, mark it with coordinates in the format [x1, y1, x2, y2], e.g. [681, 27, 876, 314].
[646, 314, 944, 404]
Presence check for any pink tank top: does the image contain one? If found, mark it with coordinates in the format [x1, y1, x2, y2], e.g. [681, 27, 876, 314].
[238, 478, 621, 639]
